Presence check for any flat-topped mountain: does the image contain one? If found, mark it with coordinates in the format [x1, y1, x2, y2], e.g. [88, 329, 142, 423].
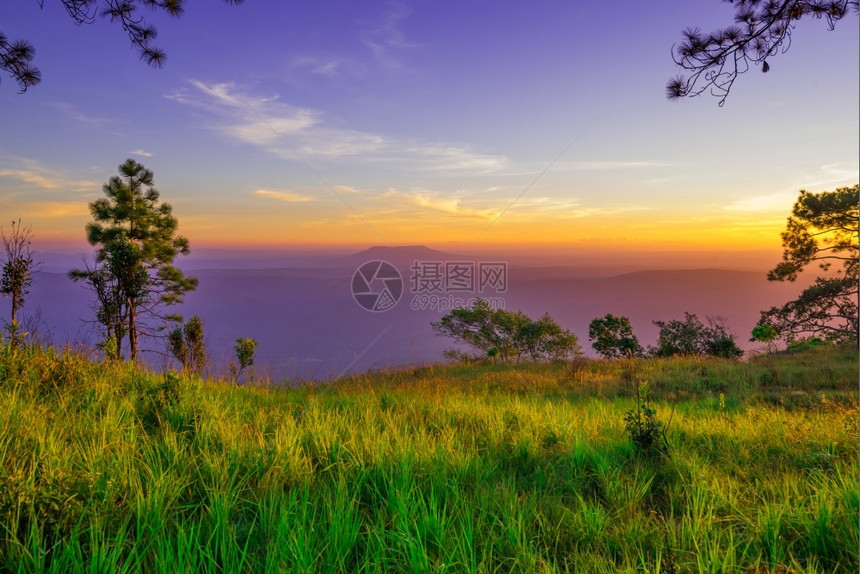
[336, 245, 462, 267]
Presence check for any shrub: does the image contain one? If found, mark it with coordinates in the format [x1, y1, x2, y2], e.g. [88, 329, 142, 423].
[652, 312, 742, 359]
[588, 314, 644, 358]
[623, 381, 669, 457]
[786, 337, 829, 353]
[431, 299, 582, 362]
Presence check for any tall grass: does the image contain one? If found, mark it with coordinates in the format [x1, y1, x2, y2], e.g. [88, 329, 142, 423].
[0, 343, 856, 572]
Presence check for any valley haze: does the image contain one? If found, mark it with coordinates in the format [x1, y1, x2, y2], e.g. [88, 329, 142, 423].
[27, 245, 812, 382]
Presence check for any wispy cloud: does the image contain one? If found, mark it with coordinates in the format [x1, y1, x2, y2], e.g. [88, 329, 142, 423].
[361, 3, 417, 69]
[381, 188, 499, 219]
[366, 188, 651, 223]
[0, 158, 98, 193]
[497, 196, 653, 219]
[565, 160, 675, 171]
[167, 81, 386, 158]
[333, 184, 361, 195]
[13, 201, 91, 218]
[724, 191, 797, 212]
[797, 163, 859, 189]
[724, 164, 859, 212]
[291, 55, 346, 77]
[253, 189, 314, 203]
[406, 145, 508, 174]
[131, 149, 153, 158]
[167, 81, 509, 174]
[49, 102, 111, 128]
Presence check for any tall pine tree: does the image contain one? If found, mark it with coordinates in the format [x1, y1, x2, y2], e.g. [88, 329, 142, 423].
[70, 159, 197, 361]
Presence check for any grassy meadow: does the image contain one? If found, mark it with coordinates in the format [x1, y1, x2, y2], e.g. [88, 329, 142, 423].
[0, 343, 857, 573]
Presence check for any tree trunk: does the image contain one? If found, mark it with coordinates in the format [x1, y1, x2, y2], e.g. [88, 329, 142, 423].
[128, 298, 138, 362]
[10, 287, 18, 324]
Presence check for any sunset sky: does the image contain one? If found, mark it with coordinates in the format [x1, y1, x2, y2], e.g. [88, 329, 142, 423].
[1, 1, 857, 253]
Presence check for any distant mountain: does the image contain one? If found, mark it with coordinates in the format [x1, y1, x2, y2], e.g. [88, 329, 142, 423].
[22, 265, 816, 383]
[335, 245, 463, 268]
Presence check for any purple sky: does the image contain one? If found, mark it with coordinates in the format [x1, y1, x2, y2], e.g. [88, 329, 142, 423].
[1, 1, 857, 251]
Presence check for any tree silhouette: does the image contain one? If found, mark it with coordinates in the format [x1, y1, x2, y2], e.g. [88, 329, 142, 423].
[652, 312, 743, 358]
[70, 159, 197, 361]
[758, 184, 859, 342]
[233, 337, 257, 382]
[588, 314, 644, 359]
[169, 314, 207, 375]
[1, 219, 37, 345]
[70, 257, 126, 360]
[667, 0, 859, 105]
[432, 299, 582, 363]
[1, 0, 245, 93]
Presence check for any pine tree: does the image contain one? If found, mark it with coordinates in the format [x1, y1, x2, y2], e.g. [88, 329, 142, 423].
[70, 159, 197, 361]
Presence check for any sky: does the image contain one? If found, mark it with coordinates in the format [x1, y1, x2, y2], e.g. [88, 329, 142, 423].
[1, 1, 857, 255]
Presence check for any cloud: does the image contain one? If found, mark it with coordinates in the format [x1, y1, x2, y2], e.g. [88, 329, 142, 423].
[225, 111, 319, 144]
[381, 188, 499, 219]
[0, 169, 65, 190]
[723, 192, 796, 212]
[723, 165, 859, 213]
[333, 185, 361, 195]
[167, 81, 509, 173]
[167, 81, 386, 158]
[565, 160, 675, 170]
[285, 130, 386, 158]
[292, 56, 345, 77]
[407, 145, 508, 174]
[49, 103, 111, 128]
[253, 189, 314, 203]
[131, 149, 153, 158]
[797, 163, 860, 189]
[361, 4, 417, 69]
[190, 81, 277, 109]
[0, 158, 98, 193]
[16, 201, 91, 218]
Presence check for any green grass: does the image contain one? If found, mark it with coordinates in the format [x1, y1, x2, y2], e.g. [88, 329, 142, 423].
[0, 344, 857, 573]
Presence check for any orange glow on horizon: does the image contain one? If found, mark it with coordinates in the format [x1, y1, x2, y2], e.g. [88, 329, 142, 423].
[21, 198, 789, 255]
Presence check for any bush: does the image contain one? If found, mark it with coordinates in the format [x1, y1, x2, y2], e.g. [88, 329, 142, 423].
[786, 337, 829, 353]
[652, 312, 742, 359]
[432, 299, 582, 362]
[623, 381, 669, 457]
[588, 314, 644, 358]
[168, 315, 207, 375]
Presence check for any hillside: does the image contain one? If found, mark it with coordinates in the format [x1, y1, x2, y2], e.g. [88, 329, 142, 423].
[0, 344, 856, 572]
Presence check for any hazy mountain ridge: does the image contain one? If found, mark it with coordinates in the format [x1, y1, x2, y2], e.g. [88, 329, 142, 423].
[18, 247, 815, 382]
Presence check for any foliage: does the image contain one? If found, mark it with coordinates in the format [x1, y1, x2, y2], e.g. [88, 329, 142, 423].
[69, 159, 197, 361]
[786, 336, 829, 352]
[0, 219, 36, 345]
[653, 312, 702, 357]
[431, 299, 582, 362]
[1, 0, 245, 93]
[168, 315, 206, 376]
[232, 337, 257, 381]
[751, 323, 779, 347]
[69, 259, 125, 360]
[653, 312, 743, 358]
[667, 0, 859, 105]
[0, 344, 856, 572]
[758, 185, 859, 343]
[623, 381, 669, 457]
[588, 313, 644, 358]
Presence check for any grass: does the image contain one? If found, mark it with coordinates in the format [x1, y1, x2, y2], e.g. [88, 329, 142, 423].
[0, 343, 857, 572]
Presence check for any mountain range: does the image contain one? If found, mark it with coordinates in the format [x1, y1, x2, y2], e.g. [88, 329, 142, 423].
[19, 246, 813, 382]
